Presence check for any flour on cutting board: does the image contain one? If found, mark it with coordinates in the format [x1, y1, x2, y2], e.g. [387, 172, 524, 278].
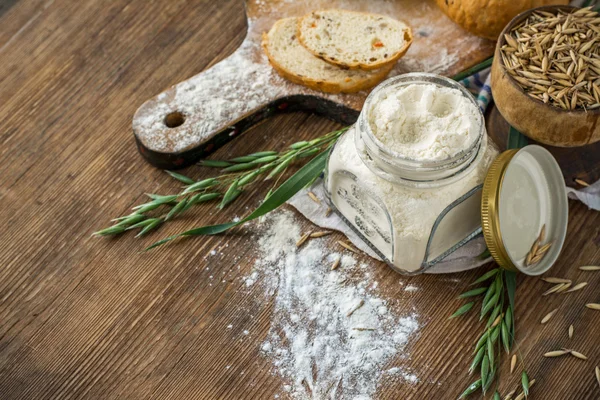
[247, 210, 420, 399]
[135, 1, 489, 154]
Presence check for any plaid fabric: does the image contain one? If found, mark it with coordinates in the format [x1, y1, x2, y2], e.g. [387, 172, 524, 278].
[460, 68, 492, 112]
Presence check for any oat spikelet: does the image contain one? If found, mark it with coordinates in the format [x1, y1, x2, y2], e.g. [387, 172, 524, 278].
[579, 265, 600, 271]
[510, 354, 517, 374]
[325, 207, 333, 217]
[564, 282, 587, 293]
[595, 366, 600, 389]
[541, 308, 559, 324]
[585, 303, 600, 310]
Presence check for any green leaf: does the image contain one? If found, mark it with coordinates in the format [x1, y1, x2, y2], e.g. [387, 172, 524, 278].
[449, 302, 474, 319]
[459, 380, 482, 398]
[507, 126, 529, 150]
[493, 391, 501, 400]
[472, 268, 499, 286]
[166, 170, 195, 185]
[199, 160, 232, 168]
[522, 371, 530, 396]
[146, 150, 330, 250]
[459, 287, 487, 298]
[477, 248, 491, 260]
[501, 321, 510, 353]
[481, 355, 490, 390]
[505, 271, 517, 344]
[469, 346, 485, 375]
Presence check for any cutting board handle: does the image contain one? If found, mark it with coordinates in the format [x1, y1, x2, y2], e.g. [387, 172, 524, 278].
[132, 42, 289, 169]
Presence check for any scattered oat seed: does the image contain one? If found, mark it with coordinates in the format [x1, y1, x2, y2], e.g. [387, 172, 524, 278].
[307, 191, 321, 204]
[579, 265, 600, 271]
[541, 308, 559, 324]
[310, 231, 332, 238]
[564, 282, 588, 293]
[544, 349, 569, 357]
[331, 258, 341, 271]
[346, 299, 365, 317]
[338, 241, 360, 254]
[511, 354, 517, 374]
[296, 232, 311, 248]
[568, 324, 574, 339]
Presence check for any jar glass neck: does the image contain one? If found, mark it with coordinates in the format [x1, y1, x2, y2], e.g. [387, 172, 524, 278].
[355, 73, 486, 188]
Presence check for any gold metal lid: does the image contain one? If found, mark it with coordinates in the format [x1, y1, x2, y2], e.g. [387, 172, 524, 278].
[481, 146, 568, 276]
[481, 149, 519, 272]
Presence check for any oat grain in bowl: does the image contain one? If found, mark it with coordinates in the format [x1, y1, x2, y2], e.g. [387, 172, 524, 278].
[500, 6, 600, 110]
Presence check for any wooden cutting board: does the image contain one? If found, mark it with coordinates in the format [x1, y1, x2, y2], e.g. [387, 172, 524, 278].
[132, 0, 495, 169]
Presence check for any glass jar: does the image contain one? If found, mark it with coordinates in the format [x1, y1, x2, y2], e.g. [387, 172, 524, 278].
[325, 73, 499, 275]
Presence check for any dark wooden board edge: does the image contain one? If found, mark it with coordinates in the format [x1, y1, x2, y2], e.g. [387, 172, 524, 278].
[136, 95, 359, 169]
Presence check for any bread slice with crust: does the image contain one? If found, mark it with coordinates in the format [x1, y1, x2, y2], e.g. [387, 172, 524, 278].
[262, 17, 393, 94]
[298, 9, 413, 71]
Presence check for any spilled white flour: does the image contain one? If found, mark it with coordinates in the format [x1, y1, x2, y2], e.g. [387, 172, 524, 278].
[247, 210, 420, 399]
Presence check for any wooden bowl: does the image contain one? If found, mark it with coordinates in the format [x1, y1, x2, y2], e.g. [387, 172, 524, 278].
[491, 5, 600, 147]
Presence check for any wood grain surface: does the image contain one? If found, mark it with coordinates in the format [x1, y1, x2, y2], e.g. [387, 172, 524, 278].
[0, 1, 599, 399]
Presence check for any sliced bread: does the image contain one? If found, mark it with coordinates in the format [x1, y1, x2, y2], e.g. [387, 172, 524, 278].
[298, 9, 413, 70]
[262, 17, 393, 94]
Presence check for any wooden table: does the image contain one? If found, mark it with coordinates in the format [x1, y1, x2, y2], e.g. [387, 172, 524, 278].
[1, 1, 599, 398]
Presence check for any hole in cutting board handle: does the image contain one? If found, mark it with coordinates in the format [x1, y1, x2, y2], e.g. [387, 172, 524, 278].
[164, 111, 186, 128]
